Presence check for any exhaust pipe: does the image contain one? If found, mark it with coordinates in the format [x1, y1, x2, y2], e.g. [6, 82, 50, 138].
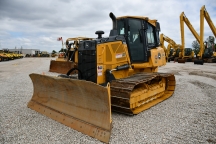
[109, 12, 117, 30]
[109, 12, 118, 36]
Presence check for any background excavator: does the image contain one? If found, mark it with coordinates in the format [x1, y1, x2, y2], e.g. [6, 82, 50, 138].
[177, 12, 197, 63]
[166, 44, 175, 61]
[160, 33, 183, 62]
[28, 12, 176, 143]
[177, 5, 216, 65]
[194, 5, 216, 64]
[198, 36, 216, 63]
[182, 48, 195, 62]
[49, 37, 92, 74]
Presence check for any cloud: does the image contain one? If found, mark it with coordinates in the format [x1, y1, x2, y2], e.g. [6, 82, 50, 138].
[0, 0, 216, 52]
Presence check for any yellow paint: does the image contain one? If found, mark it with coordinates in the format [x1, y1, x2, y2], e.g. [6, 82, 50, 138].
[96, 41, 166, 84]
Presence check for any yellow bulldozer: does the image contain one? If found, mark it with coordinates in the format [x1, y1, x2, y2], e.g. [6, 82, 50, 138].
[28, 12, 176, 143]
[49, 37, 92, 74]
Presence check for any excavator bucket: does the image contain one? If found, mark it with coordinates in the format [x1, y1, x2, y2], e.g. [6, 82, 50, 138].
[49, 60, 77, 74]
[27, 73, 112, 143]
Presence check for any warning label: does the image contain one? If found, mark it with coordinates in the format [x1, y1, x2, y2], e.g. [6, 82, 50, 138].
[97, 65, 103, 76]
[115, 53, 126, 58]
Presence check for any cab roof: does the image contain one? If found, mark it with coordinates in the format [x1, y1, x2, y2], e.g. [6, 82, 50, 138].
[117, 16, 158, 27]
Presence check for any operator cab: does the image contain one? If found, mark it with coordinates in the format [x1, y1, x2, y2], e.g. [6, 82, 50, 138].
[184, 48, 192, 56]
[116, 17, 160, 63]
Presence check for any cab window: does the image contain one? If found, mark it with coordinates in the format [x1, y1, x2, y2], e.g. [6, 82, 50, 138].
[146, 23, 156, 46]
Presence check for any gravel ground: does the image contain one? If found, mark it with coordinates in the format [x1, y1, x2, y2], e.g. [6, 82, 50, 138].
[0, 58, 216, 144]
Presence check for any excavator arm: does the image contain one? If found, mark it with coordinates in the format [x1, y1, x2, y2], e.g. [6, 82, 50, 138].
[199, 5, 216, 60]
[160, 33, 182, 61]
[160, 33, 177, 47]
[167, 44, 172, 57]
[180, 12, 200, 60]
[160, 34, 168, 60]
[193, 5, 216, 64]
[201, 5, 216, 37]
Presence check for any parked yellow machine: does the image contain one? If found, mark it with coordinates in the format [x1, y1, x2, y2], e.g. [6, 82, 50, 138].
[160, 33, 175, 61]
[49, 37, 92, 74]
[178, 5, 216, 64]
[51, 53, 57, 57]
[16, 53, 24, 58]
[0, 49, 24, 60]
[182, 48, 195, 62]
[0, 50, 9, 61]
[160, 33, 182, 62]
[194, 5, 216, 64]
[55, 52, 65, 60]
[176, 12, 198, 63]
[165, 44, 173, 61]
[8, 52, 19, 59]
[40, 51, 50, 57]
[28, 12, 176, 143]
[2, 51, 14, 60]
[32, 51, 50, 57]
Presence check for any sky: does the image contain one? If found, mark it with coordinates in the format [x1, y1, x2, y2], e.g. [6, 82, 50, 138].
[0, 0, 216, 53]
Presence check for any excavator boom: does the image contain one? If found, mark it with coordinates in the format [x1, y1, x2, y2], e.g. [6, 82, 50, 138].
[160, 33, 182, 62]
[201, 5, 216, 37]
[198, 5, 216, 64]
[179, 12, 200, 63]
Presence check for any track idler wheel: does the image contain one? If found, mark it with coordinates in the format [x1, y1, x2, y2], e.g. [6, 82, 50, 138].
[194, 59, 204, 65]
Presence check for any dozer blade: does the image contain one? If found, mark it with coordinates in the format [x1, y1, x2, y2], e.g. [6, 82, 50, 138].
[49, 60, 77, 74]
[27, 73, 112, 143]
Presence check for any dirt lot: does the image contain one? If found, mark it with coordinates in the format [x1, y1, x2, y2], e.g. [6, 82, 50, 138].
[0, 58, 216, 144]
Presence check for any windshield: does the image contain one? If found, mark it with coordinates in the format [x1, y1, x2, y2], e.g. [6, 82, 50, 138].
[128, 18, 145, 62]
[117, 18, 158, 63]
[184, 48, 192, 56]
